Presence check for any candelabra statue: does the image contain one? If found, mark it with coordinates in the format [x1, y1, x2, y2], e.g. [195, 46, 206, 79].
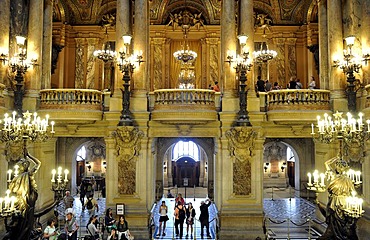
[309, 111, 366, 240]
[0, 111, 54, 240]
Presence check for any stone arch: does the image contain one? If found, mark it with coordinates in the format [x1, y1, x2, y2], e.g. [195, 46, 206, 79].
[307, 0, 318, 23]
[53, 1, 67, 23]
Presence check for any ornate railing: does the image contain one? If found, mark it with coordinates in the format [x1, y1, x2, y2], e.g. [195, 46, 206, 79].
[149, 89, 221, 111]
[261, 89, 331, 111]
[40, 89, 103, 110]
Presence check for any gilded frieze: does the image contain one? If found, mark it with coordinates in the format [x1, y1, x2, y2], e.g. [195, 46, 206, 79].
[75, 38, 85, 88]
[113, 127, 144, 195]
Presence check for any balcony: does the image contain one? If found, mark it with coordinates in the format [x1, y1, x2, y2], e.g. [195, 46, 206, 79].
[260, 89, 331, 123]
[39, 89, 103, 122]
[148, 89, 221, 124]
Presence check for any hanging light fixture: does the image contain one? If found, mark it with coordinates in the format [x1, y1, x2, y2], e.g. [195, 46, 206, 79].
[173, 28, 197, 64]
[93, 27, 116, 62]
[178, 65, 195, 89]
[253, 41, 277, 63]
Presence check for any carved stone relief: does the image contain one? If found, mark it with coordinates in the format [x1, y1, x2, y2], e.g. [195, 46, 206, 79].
[226, 127, 257, 195]
[113, 126, 144, 195]
[152, 38, 165, 90]
[75, 38, 85, 88]
[273, 38, 286, 87]
[86, 38, 98, 89]
[208, 38, 219, 84]
[287, 38, 297, 79]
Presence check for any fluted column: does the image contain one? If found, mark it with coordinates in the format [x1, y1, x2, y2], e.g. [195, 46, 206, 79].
[318, 0, 329, 90]
[28, 0, 43, 91]
[221, 0, 237, 94]
[0, 0, 10, 84]
[328, 0, 346, 110]
[42, 0, 53, 89]
[239, 0, 255, 91]
[132, 0, 149, 93]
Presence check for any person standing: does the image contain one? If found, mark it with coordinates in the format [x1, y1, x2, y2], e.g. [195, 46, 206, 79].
[256, 76, 265, 92]
[87, 215, 101, 240]
[65, 212, 79, 240]
[105, 208, 117, 233]
[185, 202, 196, 238]
[175, 193, 185, 207]
[43, 218, 58, 240]
[212, 81, 220, 92]
[63, 191, 74, 209]
[288, 76, 297, 89]
[157, 201, 169, 237]
[308, 76, 316, 90]
[80, 180, 87, 209]
[296, 79, 302, 89]
[174, 201, 186, 238]
[265, 80, 272, 92]
[85, 196, 99, 217]
[199, 199, 212, 239]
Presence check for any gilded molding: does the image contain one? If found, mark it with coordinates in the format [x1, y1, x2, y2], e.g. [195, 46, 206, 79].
[113, 126, 144, 195]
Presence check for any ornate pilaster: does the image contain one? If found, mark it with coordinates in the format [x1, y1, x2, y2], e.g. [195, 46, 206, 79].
[113, 126, 144, 195]
[273, 38, 286, 87]
[226, 127, 256, 195]
[151, 37, 166, 90]
[286, 38, 297, 79]
[86, 38, 98, 89]
[205, 37, 220, 87]
[75, 38, 85, 88]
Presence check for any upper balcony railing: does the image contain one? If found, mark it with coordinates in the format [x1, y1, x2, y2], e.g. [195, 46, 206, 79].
[260, 89, 331, 111]
[149, 89, 221, 111]
[40, 89, 103, 110]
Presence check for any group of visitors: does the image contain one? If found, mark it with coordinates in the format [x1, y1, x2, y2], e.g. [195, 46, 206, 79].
[156, 193, 212, 239]
[255, 75, 317, 93]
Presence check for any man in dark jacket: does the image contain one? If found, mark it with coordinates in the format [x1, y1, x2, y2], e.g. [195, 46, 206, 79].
[199, 199, 212, 239]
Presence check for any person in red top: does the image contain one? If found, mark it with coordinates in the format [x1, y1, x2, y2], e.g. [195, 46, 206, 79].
[175, 193, 185, 207]
[213, 81, 220, 92]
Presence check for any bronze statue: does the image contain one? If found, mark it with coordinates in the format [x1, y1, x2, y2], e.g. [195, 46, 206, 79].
[318, 157, 359, 240]
[5, 147, 41, 240]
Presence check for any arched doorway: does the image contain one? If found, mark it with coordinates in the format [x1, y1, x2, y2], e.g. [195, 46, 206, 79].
[173, 156, 200, 187]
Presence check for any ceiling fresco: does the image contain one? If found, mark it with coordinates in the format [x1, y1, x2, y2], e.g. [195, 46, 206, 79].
[54, 0, 317, 26]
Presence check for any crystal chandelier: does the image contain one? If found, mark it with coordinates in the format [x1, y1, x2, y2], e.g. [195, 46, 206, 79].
[178, 66, 195, 89]
[253, 41, 277, 63]
[173, 28, 197, 64]
[93, 27, 116, 62]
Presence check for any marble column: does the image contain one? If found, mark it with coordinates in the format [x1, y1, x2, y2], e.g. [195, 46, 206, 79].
[239, 0, 255, 92]
[25, 0, 43, 111]
[221, 0, 237, 94]
[327, 0, 346, 110]
[42, 0, 53, 89]
[114, 0, 130, 96]
[132, 0, 149, 112]
[362, 0, 370, 85]
[0, 0, 10, 84]
[318, 0, 329, 90]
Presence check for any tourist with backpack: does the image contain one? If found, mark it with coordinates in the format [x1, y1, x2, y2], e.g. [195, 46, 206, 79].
[84, 196, 99, 217]
[174, 201, 186, 238]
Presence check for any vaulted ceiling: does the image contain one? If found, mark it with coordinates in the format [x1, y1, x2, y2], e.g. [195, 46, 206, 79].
[54, 0, 317, 26]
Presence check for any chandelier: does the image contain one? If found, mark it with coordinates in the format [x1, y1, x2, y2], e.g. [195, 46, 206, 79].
[178, 66, 195, 89]
[253, 41, 277, 63]
[173, 28, 197, 64]
[93, 27, 116, 62]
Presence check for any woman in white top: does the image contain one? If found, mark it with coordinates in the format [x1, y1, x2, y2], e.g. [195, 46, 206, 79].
[43, 218, 58, 240]
[157, 201, 169, 237]
[308, 76, 316, 90]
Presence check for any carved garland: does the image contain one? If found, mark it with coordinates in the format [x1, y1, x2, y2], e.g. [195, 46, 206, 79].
[113, 126, 144, 195]
[226, 127, 256, 196]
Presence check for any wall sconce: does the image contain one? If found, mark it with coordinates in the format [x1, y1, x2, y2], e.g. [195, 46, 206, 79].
[226, 35, 253, 72]
[264, 162, 270, 172]
[86, 162, 92, 171]
[0, 36, 38, 116]
[332, 35, 370, 112]
[281, 162, 287, 172]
